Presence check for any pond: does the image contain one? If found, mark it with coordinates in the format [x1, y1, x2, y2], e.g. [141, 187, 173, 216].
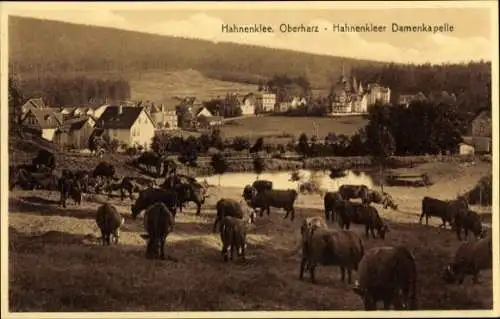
[197, 169, 376, 191]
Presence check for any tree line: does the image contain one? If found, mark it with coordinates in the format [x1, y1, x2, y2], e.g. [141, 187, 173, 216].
[16, 75, 131, 108]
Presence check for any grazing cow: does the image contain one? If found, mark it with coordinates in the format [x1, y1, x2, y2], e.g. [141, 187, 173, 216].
[300, 227, 364, 284]
[353, 246, 418, 310]
[443, 235, 492, 285]
[361, 189, 398, 210]
[213, 198, 256, 233]
[242, 185, 258, 202]
[219, 216, 248, 262]
[336, 201, 389, 239]
[419, 196, 468, 228]
[323, 191, 344, 223]
[132, 151, 163, 177]
[454, 209, 486, 241]
[252, 180, 273, 194]
[131, 188, 178, 219]
[140, 202, 175, 260]
[172, 183, 208, 215]
[338, 184, 369, 201]
[105, 176, 140, 201]
[93, 162, 116, 182]
[249, 189, 299, 221]
[95, 203, 125, 245]
[31, 149, 56, 171]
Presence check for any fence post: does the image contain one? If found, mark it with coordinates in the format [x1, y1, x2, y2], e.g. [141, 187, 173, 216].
[479, 183, 483, 206]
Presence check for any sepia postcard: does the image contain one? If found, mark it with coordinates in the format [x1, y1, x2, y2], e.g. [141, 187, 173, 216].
[1, 1, 498, 318]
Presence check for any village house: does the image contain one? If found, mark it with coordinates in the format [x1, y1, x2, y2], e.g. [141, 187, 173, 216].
[20, 98, 48, 121]
[290, 96, 308, 109]
[463, 107, 492, 154]
[275, 101, 291, 113]
[54, 115, 96, 150]
[195, 106, 222, 128]
[255, 91, 276, 113]
[59, 104, 110, 120]
[143, 102, 179, 131]
[20, 108, 64, 141]
[97, 105, 156, 151]
[239, 93, 257, 116]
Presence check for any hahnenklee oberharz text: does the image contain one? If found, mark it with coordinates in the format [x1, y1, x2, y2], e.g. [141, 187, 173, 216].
[221, 23, 455, 34]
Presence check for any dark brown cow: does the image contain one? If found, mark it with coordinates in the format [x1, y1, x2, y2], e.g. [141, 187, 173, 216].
[336, 201, 389, 239]
[249, 189, 299, 221]
[213, 198, 256, 233]
[454, 209, 486, 241]
[353, 246, 418, 310]
[219, 216, 248, 262]
[338, 184, 369, 201]
[443, 235, 492, 284]
[140, 202, 175, 260]
[300, 227, 364, 284]
[419, 196, 468, 228]
[323, 191, 344, 222]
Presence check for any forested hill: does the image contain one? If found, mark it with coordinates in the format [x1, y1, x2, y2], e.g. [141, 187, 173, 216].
[8, 16, 385, 88]
[9, 16, 492, 115]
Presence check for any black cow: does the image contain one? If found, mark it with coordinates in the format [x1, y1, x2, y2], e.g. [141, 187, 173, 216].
[338, 184, 369, 201]
[419, 196, 468, 228]
[249, 189, 299, 221]
[323, 191, 344, 223]
[131, 188, 178, 219]
[242, 185, 258, 202]
[140, 202, 175, 260]
[132, 151, 163, 177]
[252, 180, 273, 194]
[32, 149, 56, 171]
[454, 209, 486, 241]
[336, 201, 389, 239]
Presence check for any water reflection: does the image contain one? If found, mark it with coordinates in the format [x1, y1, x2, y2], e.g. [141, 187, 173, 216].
[197, 169, 375, 191]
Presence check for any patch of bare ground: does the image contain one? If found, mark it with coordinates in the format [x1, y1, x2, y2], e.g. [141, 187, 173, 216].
[8, 161, 492, 311]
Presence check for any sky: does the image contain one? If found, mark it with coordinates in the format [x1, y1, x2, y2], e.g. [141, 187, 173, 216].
[3, 1, 496, 64]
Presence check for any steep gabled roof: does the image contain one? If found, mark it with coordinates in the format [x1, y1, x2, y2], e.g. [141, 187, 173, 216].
[472, 107, 491, 121]
[99, 106, 152, 129]
[57, 115, 95, 133]
[28, 109, 63, 129]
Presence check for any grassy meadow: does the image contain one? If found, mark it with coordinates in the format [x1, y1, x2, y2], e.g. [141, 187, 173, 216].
[220, 115, 368, 142]
[8, 159, 493, 312]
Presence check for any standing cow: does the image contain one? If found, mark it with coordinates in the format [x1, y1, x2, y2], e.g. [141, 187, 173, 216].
[353, 246, 418, 310]
[140, 202, 176, 260]
[300, 227, 364, 284]
[95, 203, 125, 245]
[219, 216, 249, 262]
[249, 189, 299, 221]
[338, 184, 369, 201]
[131, 188, 178, 219]
[336, 201, 389, 239]
[453, 209, 486, 241]
[213, 198, 256, 233]
[419, 196, 468, 229]
[323, 191, 344, 223]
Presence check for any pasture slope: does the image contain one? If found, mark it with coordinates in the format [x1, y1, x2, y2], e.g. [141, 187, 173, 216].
[129, 69, 258, 106]
[220, 115, 368, 141]
[8, 156, 493, 311]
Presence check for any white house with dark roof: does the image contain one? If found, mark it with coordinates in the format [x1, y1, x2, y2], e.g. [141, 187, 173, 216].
[20, 108, 64, 141]
[97, 105, 156, 150]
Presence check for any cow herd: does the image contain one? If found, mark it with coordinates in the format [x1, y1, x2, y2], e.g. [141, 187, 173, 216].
[8, 150, 493, 311]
